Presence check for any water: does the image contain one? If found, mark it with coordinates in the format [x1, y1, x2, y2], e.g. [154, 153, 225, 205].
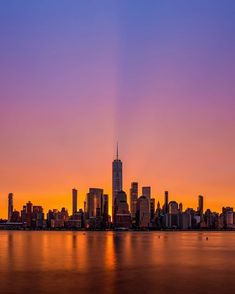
[0, 231, 235, 294]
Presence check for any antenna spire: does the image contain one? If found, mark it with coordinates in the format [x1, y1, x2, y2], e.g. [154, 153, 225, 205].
[116, 142, 119, 160]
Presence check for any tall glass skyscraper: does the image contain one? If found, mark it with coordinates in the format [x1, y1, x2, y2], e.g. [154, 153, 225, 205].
[112, 144, 123, 220]
[72, 188, 78, 215]
[8, 193, 13, 222]
[130, 182, 138, 219]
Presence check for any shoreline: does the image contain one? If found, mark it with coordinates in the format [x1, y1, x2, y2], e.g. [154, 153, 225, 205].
[1, 228, 235, 232]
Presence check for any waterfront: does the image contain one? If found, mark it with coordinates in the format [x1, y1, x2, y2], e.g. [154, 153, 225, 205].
[0, 231, 235, 294]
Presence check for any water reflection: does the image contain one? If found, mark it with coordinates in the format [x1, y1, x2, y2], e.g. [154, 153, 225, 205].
[1, 231, 235, 293]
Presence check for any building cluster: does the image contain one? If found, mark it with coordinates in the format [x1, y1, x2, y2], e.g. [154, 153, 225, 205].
[1, 148, 235, 230]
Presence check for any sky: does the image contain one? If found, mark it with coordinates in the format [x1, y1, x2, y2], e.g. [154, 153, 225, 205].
[0, 0, 235, 218]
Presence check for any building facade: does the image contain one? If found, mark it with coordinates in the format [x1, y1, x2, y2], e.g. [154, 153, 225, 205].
[112, 145, 123, 220]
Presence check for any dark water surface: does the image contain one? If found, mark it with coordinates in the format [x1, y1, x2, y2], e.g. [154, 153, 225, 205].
[0, 231, 235, 294]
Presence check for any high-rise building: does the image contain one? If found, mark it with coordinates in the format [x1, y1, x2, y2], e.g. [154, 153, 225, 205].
[102, 194, 109, 225]
[169, 201, 179, 214]
[130, 182, 138, 219]
[179, 202, 183, 213]
[181, 211, 192, 230]
[150, 198, 155, 221]
[155, 201, 162, 229]
[136, 196, 150, 228]
[222, 207, 234, 229]
[21, 205, 27, 224]
[169, 201, 179, 228]
[225, 211, 234, 229]
[32, 206, 44, 228]
[25, 201, 33, 227]
[114, 190, 131, 229]
[142, 186, 151, 214]
[163, 191, 169, 214]
[8, 193, 13, 222]
[10, 210, 20, 222]
[198, 195, 204, 214]
[142, 187, 151, 201]
[112, 144, 123, 220]
[48, 207, 69, 228]
[157, 201, 161, 210]
[87, 188, 103, 218]
[72, 188, 78, 215]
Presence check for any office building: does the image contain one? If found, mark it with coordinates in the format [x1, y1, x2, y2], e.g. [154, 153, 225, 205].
[169, 201, 179, 228]
[102, 194, 109, 226]
[150, 198, 155, 221]
[72, 188, 78, 215]
[112, 144, 123, 220]
[8, 193, 13, 222]
[198, 195, 204, 215]
[142, 186, 151, 201]
[130, 182, 138, 219]
[163, 191, 169, 214]
[114, 190, 131, 229]
[136, 196, 150, 228]
[87, 188, 103, 218]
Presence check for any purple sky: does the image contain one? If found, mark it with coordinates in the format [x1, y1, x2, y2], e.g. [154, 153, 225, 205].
[0, 0, 235, 217]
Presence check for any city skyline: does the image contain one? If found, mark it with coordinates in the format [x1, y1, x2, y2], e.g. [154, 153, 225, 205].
[1, 1, 235, 218]
[1, 163, 235, 231]
[0, 145, 235, 219]
[0, 146, 234, 222]
[1, 2, 235, 294]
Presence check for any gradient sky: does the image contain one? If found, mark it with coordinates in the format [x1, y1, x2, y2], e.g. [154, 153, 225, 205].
[1, 0, 235, 218]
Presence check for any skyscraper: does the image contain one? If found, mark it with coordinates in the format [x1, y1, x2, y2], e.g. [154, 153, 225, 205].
[112, 144, 123, 220]
[8, 193, 13, 222]
[142, 186, 151, 201]
[87, 188, 103, 218]
[164, 191, 169, 214]
[179, 202, 183, 213]
[198, 195, 204, 214]
[32, 206, 44, 228]
[72, 188, 78, 215]
[26, 201, 33, 227]
[169, 201, 179, 228]
[169, 201, 179, 214]
[136, 196, 150, 228]
[130, 182, 138, 219]
[114, 190, 131, 229]
[142, 186, 151, 213]
[102, 194, 109, 225]
[150, 198, 155, 221]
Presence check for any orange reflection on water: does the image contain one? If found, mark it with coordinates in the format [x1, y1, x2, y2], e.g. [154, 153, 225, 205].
[1, 231, 235, 294]
[104, 232, 116, 270]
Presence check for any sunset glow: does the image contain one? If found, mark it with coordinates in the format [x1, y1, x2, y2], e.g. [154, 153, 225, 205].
[1, 1, 235, 218]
